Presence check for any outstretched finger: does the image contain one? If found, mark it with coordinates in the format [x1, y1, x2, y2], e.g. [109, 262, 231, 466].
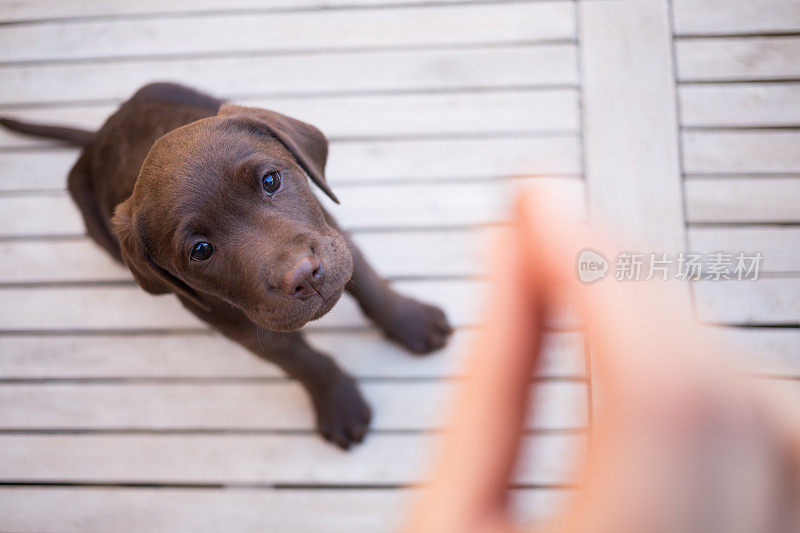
[404, 225, 548, 533]
[513, 185, 715, 412]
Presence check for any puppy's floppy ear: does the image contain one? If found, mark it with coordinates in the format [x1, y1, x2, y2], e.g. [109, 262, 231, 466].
[218, 104, 338, 203]
[111, 200, 210, 312]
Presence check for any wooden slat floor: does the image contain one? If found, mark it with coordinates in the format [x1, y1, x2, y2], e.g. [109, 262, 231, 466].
[0, 1, 798, 531]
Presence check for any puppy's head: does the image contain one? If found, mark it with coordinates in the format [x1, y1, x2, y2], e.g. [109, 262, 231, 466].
[111, 104, 353, 331]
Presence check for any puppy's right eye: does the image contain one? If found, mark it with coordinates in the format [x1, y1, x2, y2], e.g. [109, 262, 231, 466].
[190, 242, 214, 261]
[262, 171, 281, 195]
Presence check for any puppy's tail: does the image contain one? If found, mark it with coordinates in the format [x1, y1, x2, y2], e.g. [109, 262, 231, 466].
[0, 117, 94, 146]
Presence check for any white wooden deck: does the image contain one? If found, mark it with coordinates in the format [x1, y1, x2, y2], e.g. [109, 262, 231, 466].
[0, 1, 798, 531]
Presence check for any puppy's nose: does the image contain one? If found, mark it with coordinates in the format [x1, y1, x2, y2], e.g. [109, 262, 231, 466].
[280, 255, 323, 298]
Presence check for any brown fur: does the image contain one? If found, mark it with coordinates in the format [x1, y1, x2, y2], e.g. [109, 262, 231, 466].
[2, 82, 452, 449]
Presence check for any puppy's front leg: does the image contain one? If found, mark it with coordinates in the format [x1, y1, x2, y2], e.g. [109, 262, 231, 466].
[184, 298, 371, 449]
[322, 208, 453, 354]
[347, 243, 452, 353]
[258, 331, 372, 450]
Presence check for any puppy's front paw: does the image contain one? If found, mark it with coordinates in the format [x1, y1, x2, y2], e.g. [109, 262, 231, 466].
[311, 374, 372, 450]
[377, 293, 453, 355]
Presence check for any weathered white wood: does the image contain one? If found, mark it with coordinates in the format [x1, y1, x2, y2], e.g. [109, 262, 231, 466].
[0, 380, 587, 431]
[694, 279, 800, 324]
[0, 150, 79, 190]
[579, 1, 685, 254]
[673, 0, 800, 35]
[0, 194, 83, 236]
[0, 3, 575, 63]
[0, 229, 491, 282]
[0, 44, 579, 105]
[0, 279, 483, 331]
[688, 226, 800, 273]
[676, 37, 800, 82]
[322, 145, 578, 216]
[0, 487, 406, 533]
[684, 177, 800, 223]
[0, 330, 587, 379]
[0, 136, 581, 192]
[0, 177, 586, 236]
[682, 131, 800, 174]
[0, 238, 129, 282]
[709, 327, 800, 376]
[679, 83, 800, 128]
[0, 89, 581, 149]
[6, 0, 774, 528]
[0, 0, 509, 22]
[0, 432, 583, 485]
[0, 486, 570, 533]
[0, 285, 201, 330]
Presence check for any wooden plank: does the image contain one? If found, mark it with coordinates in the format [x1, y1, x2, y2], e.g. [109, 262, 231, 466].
[579, 1, 685, 253]
[0, 330, 587, 379]
[672, 0, 800, 36]
[0, 381, 586, 431]
[0, 193, 83, 236]
[709, 327, 800, 377]
[679, 83, 800, 128]
[0, 89, 581, 149]
[688, 226, 800, 273]
[0, 229, 491, 283]
[0, 279, 485, 331]
[0, 487, 570, 533]
[694, 278, 800, 324]
[0, 238, 131, 282]
[682, 131, 800, 174]
[0, 136, 581, 192]
[0, 0, 506, 22]
[0, 150, 78, 191]
[0, 433, 583, 485]
[0, 177, 586, 236]
[0, 487, 406, 533]
[684, 177, 800, 223]
[0, 44, 579, 105]
[676, 37, 800, 82]
[0, 3, 575, 63]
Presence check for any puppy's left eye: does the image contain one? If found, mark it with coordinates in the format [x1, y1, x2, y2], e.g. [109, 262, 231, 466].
[190, 242, 214, 261]
[262, 171, 281, 195]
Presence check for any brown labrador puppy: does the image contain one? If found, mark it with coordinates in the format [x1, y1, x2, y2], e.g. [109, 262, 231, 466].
[1, 82, 452, 449]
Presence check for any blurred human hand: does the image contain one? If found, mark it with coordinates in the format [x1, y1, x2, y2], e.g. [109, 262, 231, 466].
[403, 186, 800, 533]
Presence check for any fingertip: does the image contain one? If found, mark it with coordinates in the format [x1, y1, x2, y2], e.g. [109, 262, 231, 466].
[512, 182, 591, 293]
